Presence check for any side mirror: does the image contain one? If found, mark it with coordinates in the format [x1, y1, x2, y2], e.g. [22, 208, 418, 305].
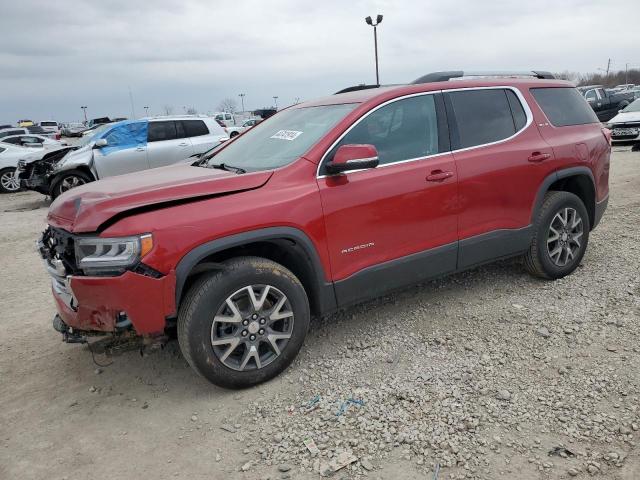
[325, 144, 379, 174]
[94, 138, 108, 148]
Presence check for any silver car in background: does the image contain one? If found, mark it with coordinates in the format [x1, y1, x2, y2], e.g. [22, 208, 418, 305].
[17, 116, 229, 199]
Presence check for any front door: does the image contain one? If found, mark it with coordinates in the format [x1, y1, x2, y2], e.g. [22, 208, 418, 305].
[93, 121, 149, 178]
[317, 93, 458, 306]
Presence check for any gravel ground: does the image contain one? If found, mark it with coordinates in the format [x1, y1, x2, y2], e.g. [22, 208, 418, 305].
[0, 148, 638, 480]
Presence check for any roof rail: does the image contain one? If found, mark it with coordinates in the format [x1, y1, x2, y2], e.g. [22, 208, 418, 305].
[334, 84, 380, 94]
[411, 70, 555, 84]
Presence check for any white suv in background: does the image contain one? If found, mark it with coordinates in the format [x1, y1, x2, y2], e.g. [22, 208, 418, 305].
[39, 121, 60, 134]
[17, 116, 229, 198]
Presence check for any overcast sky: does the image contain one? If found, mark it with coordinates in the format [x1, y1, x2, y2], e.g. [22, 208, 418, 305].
[1, 0, 637, 123]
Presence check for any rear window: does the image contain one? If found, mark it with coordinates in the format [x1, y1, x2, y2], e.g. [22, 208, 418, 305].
[182, 120, 209, 137]
[530, 87, 599, 127]
[446, 89, 517, 149]
[40, 121, 57, 126]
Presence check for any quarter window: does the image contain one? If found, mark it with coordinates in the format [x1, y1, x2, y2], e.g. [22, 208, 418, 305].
[531, 87, 599, 127]
[446, 89, 517, 149]
[148, 121, 177, 142]
[330, 95, 440, 166]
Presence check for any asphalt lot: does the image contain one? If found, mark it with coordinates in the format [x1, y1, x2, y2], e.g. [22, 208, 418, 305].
[0, 147, 638, 480]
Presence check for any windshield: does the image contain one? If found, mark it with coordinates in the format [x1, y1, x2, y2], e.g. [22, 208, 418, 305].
[204, 103, 357, 171]
[621, 99, 640, 113]
[77, 124, 111, 147]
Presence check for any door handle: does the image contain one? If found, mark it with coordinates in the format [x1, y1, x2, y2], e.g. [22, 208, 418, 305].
[426, 170, 454, 182]
[178, 142, 189, 147]
[528, 152, 551, 162]
[136, 147, 146, 152]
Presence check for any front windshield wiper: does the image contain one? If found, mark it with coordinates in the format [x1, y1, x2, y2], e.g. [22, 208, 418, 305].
[209, 163, 246, 174]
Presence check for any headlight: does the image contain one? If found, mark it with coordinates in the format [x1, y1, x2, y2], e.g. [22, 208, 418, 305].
[75, 234, 153, 275]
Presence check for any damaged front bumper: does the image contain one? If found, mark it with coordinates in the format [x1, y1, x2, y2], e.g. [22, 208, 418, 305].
[17, 158, 54, 195]
[38, 229, 176, 337]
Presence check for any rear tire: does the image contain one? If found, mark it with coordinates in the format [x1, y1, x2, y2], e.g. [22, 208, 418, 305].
[177, 256, 310, 389]
[524, 191, 590, 279]
[50, 170, 92, 199]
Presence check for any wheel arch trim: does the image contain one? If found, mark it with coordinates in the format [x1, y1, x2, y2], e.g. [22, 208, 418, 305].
[532, 166, 596, 226]
[174, 227, 336, 315]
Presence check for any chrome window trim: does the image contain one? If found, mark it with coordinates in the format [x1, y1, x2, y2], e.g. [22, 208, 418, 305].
[316, 86, 533, 179]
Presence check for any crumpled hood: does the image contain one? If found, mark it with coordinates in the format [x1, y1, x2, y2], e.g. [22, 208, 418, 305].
[609, 110, 640, 124]
[48, 163, 273, 232]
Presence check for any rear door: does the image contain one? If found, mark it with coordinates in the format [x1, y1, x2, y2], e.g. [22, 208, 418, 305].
[317, 93, 459, 305]
[445, 87, 554, 268]
[146, 121, 195, 168]
[182, 119, 218, 154]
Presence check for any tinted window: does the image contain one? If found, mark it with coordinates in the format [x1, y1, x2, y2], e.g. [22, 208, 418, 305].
[40, 121, 57, 126]
[0, 147, 5, 153]
[182, 120, 209, 137]
[2, 137, 21, 144]
[148, 121, 177, 142]
[331, 95, 439, 166]
[0, 130, 23, 138]
[447, 89, 516, 149]
[584, 89, 597, 101]
[175, 121, 186, 139]
[531, 87, 599, 127]
[506, 90, 527, 131]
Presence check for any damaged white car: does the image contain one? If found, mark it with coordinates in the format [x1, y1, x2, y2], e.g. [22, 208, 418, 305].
[17, 116, 228, 199]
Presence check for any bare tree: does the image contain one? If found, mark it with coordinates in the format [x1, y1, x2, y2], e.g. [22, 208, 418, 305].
[217, 98, 238, 113]
[162, 104, 174, 115]
[186, 107, 198, 115]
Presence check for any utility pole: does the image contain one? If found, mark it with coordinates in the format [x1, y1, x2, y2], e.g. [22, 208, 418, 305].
[238, 93, 246, 113]
[81, 106, 88, 124]
[273, 96, 278, 110]
[606, 58, 611, 75]
[128, 86, 136, 119]
[365, 15, 384, 85]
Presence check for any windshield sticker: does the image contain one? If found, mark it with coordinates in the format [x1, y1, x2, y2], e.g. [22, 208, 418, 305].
[270, 130, 303, 141]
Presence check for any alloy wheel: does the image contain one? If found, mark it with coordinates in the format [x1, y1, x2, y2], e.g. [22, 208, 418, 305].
[0, 169, 20, 192]
[59, 175, 85, 193]
[547, 207, 583, 267]
[211, 284, 294, 371]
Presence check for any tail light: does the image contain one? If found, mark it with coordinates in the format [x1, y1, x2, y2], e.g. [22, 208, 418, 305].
[55, 133, 61, 140]
[601, 127, 612, 146]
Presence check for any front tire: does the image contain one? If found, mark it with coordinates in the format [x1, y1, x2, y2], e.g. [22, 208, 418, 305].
[50, 170, 92, 199]
[177, 256, 310, 389]
[0, 168, 20, 193]
[524, 191, 590, 279]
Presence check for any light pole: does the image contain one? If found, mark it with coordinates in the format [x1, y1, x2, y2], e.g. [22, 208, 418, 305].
[144, 106, 149, 116]
[273, 96, 278, 110]
[238, 93, 246, 113]
[81, 106, 88, 124]
[365, 14, 383, 85]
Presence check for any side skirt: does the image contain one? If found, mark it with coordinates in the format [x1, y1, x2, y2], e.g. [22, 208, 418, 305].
[332, 226, 533, 310]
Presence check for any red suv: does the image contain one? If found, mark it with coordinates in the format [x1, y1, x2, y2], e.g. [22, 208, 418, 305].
[39, 71, 610, 388]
